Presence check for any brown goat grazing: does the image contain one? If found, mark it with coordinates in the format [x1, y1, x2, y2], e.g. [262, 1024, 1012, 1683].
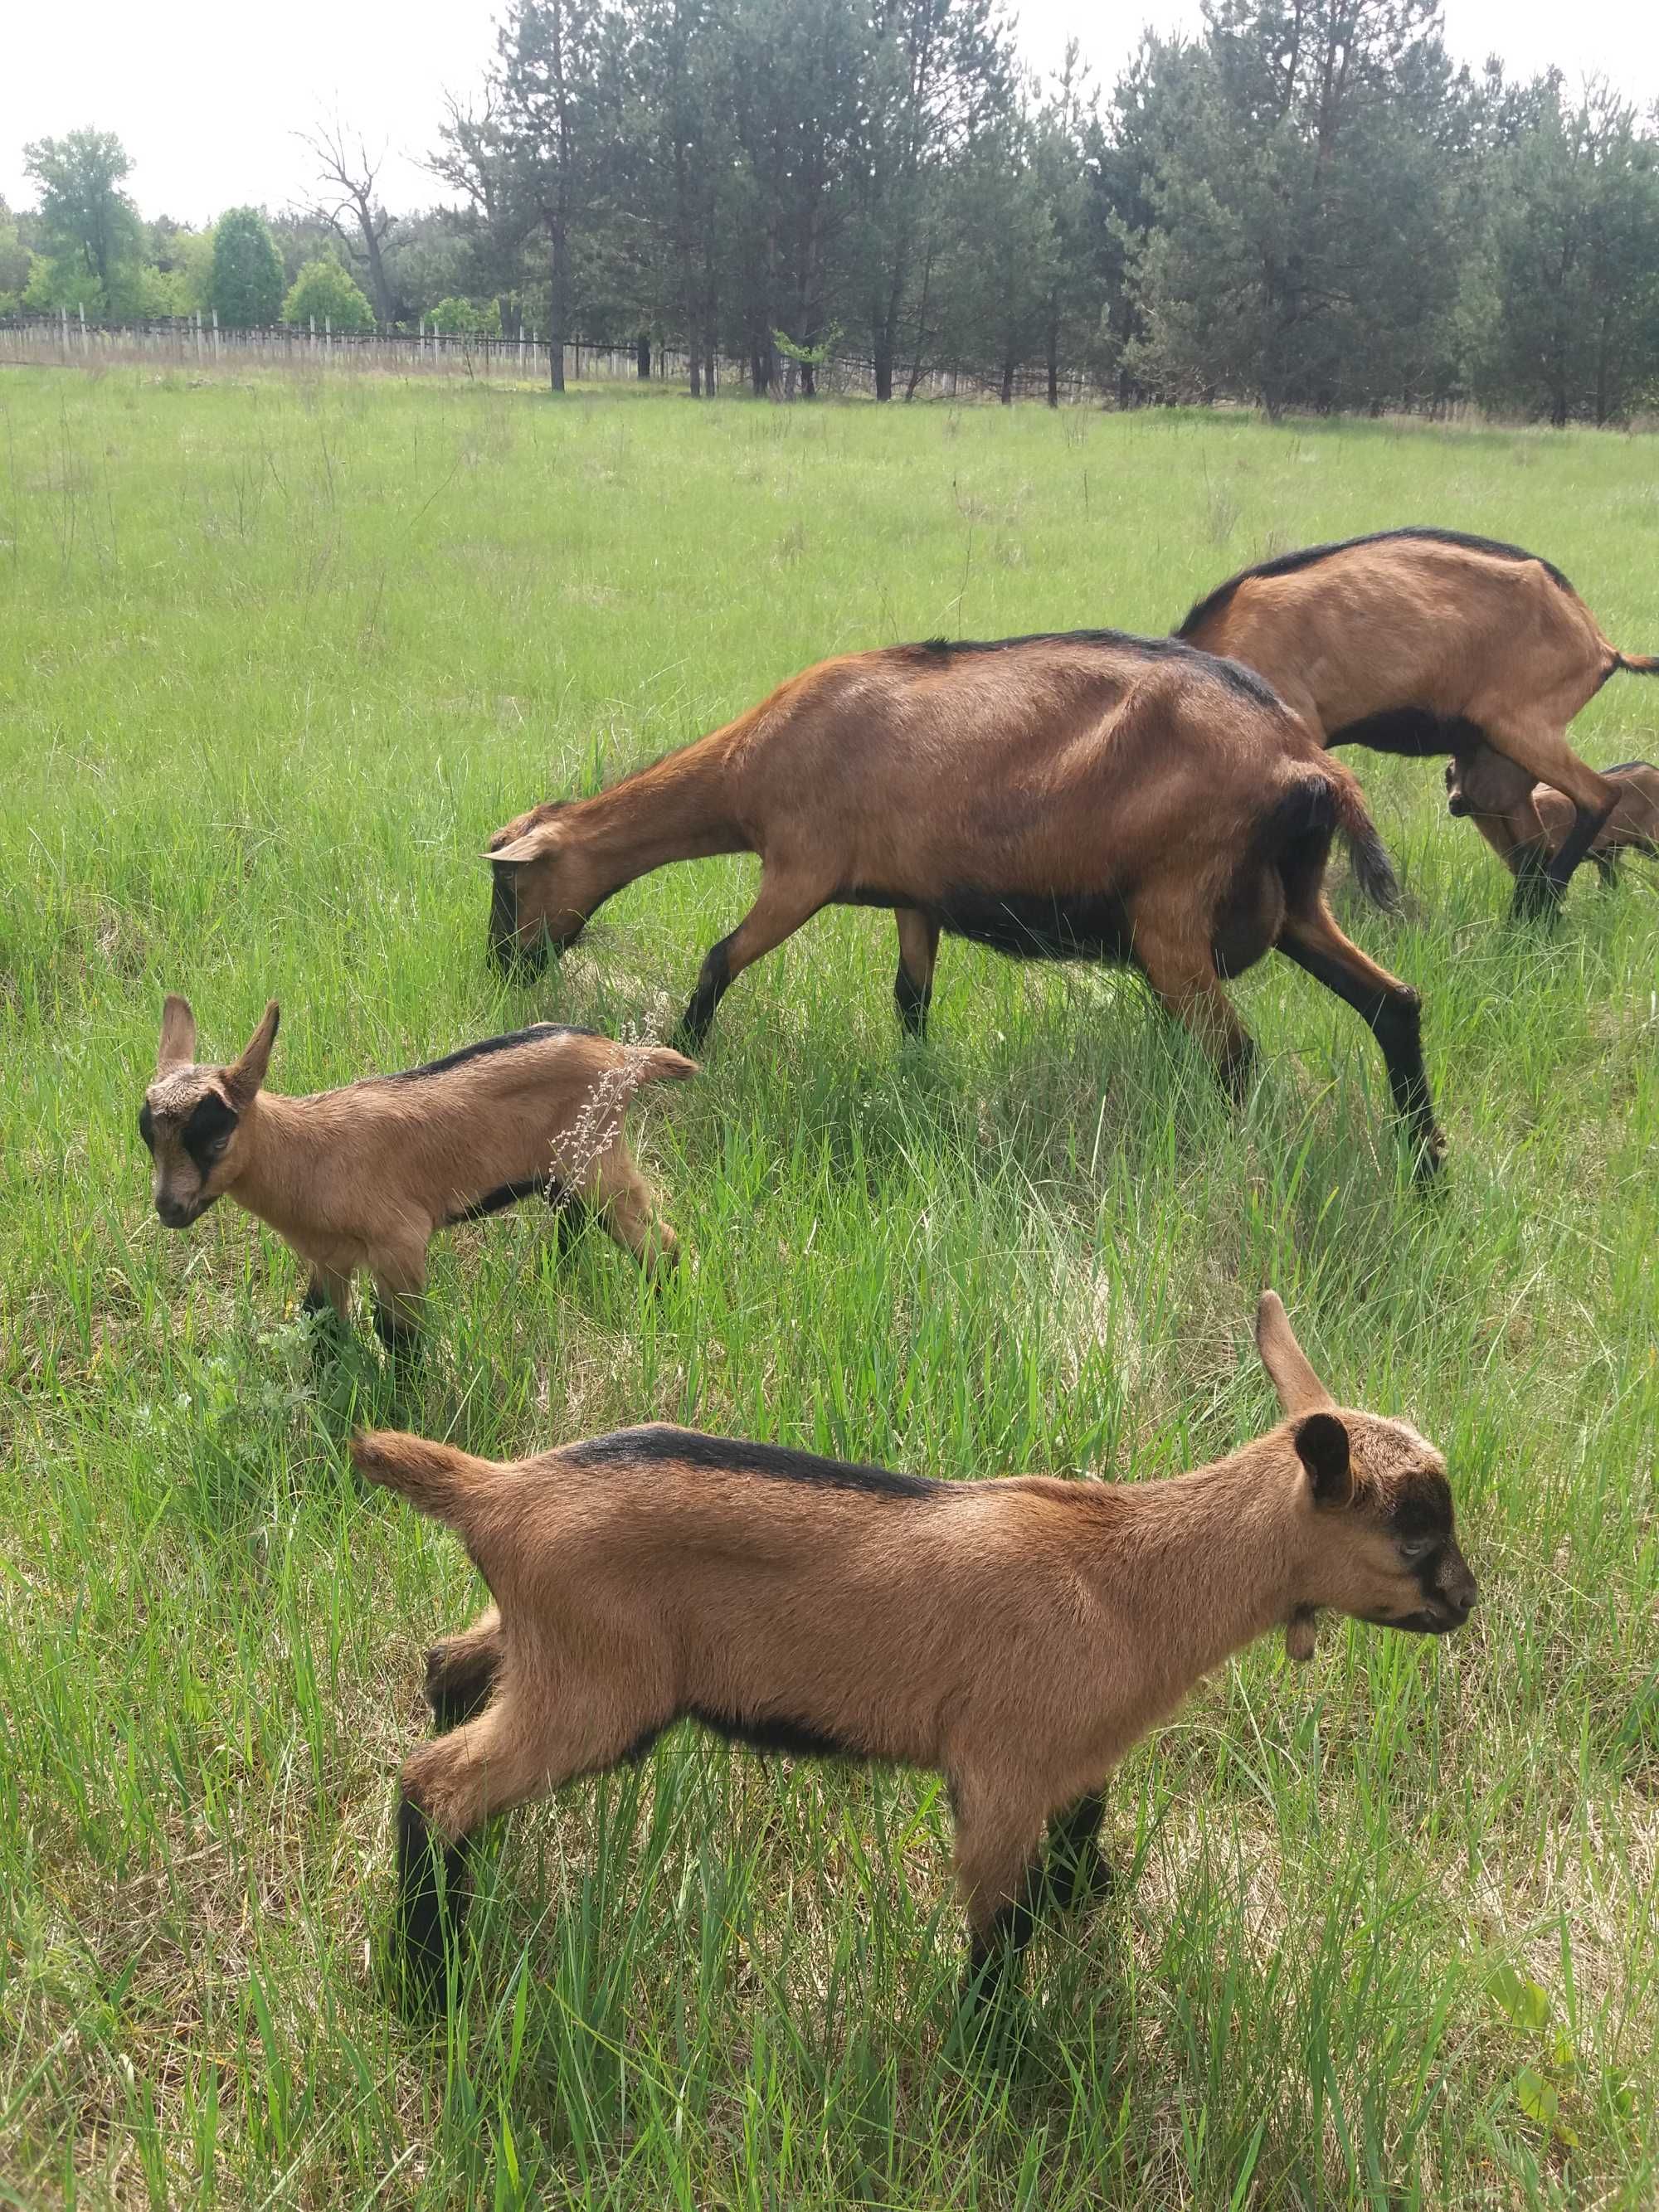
[355, 1292, 1477, 2007]
[1446, 756, 1659, 886]
[139, 997, 693, 1345]
[1175, 527, 1659, 916]
[486, 631, 1444, 1168]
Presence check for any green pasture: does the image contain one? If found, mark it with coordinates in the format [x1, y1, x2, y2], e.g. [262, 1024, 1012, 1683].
[1, 366, 1655, 2208]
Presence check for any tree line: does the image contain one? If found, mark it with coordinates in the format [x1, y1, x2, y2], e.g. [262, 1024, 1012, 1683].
[6, 0, 1659, 423]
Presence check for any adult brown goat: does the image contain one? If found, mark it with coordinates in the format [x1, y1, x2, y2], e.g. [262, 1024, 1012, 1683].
[1446, 756, 1659, 886]
[139, 998, 692, 1345]
[486, 630, 1444, 1169]
[355, 1292, 1477, 2009]
[1175, 527, 1659, 916]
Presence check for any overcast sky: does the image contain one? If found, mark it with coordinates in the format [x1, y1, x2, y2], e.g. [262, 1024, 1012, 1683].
[2, 0, 1655, 225]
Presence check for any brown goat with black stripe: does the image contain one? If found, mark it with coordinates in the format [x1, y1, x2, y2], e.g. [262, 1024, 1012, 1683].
[139, 997, 693, 1344]
[1176, 527, 1659, 915]
[486, 630, 1444, 1169]
[355, 1292, 1477, 2008]
[1446, 756, 1659, 885]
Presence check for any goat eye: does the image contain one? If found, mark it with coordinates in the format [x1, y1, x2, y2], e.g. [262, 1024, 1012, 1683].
[1399, 1537, 1437, 1563]
[138, 1107, 155, 1151]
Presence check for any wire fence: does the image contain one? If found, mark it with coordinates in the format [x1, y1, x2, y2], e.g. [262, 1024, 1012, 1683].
[0, 309, 1098, 405]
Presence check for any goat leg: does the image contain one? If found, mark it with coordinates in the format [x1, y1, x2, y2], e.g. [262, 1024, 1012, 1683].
[393, 1794, 473, 2010]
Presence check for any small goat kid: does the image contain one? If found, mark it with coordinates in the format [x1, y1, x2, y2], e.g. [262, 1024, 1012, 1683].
[1176, 527, 1659, 915]
[486, 631, 1443, 1167]
[356, 1292, 1477, 2005]
[139, 997, 693, 1344]
[1446, 756, 1659, 886]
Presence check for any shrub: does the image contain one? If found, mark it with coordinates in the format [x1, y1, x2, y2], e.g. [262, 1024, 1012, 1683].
[430, 294, 502, 336]
[282, 258, 375, 333]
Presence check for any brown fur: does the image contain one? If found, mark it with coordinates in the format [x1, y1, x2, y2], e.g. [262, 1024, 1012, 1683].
[1177, 529, 1657, 912]
[485, 632, 1443, 1168]
[357, 1292, 1476, 2003]
[1446, 756, 1659, 884]
[139, 997, 693, 1339]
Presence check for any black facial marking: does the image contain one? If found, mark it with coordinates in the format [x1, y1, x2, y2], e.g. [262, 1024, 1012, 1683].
[567, 1425, 946, 1500]
[489, 861, 519, 949]
[914, 628, 1281, 707]
[181, 1093, 239, 1181]
[1175, 528, 1573, 639]
[381, 1026, 594, 1086]
[936, 887, 1134, 963]
[1389, 1477, 1454, 1548]
[138, 1103, 156, 1152]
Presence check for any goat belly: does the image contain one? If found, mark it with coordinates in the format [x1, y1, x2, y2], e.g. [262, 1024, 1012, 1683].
[937, 887, 1133, 962]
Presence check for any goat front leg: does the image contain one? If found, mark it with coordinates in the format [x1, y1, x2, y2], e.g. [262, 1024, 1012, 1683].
[300, 1262, 352, 1326]
[425, 1605, 504, 1732]
[371, 1244, 430, 1356]
[674, 864, 830, 1047]
[952, 1784, 1049, 2005]
[1275, 902, 1444, 1175]
[893, 907, 941, 1037]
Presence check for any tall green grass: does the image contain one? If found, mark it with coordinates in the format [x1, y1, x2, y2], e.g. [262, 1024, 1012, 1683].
[1, 367, 1655, 2208]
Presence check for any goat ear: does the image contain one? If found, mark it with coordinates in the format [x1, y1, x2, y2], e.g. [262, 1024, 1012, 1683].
[485, 823, 559, 866]
[1256, 1291, 1336, 1414]
[158, 994, 197, 1073]
[1293, 1412, 1353, 1507]
[225, 1000, 280, 1106]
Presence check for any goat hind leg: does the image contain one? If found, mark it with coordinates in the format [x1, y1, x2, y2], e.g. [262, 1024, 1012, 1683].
[1133, 925, 1255, 1102]
[1481, 722, 1618, 902]
[1276, 902, 1445, 1174]
[1044, 1790, 1110, 1913]
[371, 1247, 429, 1356]
[425, 1605, 504, 1732]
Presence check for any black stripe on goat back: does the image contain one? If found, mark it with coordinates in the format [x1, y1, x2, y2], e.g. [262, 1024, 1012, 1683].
[567, 1425, 946, 1500]
[1603, 760, 1657, 775]
[911, 628, 1282, 708]
[1175, 527, 1576, 639]
[380, 1024, 599, 1084]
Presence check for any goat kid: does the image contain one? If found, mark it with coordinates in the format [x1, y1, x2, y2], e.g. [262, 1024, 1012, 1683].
[1446, 755, 1659, 886]
[485, 630, 1443, 1169]
[139, 996, 693, 1344]
[1176, 527, 1659, 915]
[356, 1292, 1477, 2007]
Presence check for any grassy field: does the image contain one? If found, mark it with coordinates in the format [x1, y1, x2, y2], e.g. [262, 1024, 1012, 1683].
[1, 364, 1656, 2210]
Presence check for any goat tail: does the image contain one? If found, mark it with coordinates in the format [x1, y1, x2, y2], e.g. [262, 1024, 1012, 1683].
[1323, 764, 1403, 914]
[352, 1430, 499, 1529]
[1613, 652, 1659, 677]
[628, 1044, 698, 1086]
